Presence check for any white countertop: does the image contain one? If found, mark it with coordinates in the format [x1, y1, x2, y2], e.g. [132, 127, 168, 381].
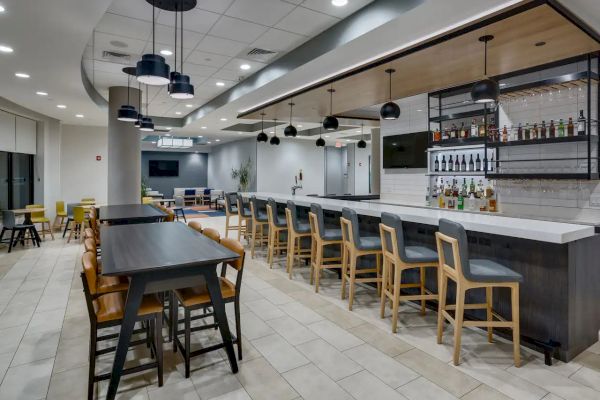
[247, 192, 596, 244]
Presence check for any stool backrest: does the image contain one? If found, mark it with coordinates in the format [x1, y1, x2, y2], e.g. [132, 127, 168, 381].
[163, 209, 175, 222]
[267, 198, 286, 227]
[84, 238, 97, 256]
[310, 203, 327, 239]
[66, 202, 79, 216]
[26, 204, 44, 219]
[341, 208, 360, 246]
[380, 212, 407, 262]
[250, 196, 262, 220]
[436, 218, 469, 279]
[73, 206, 85, 223]
[202, 227, 220, 242]
[56, 201, 65, 215]
[188, 220, 203, 233]
[81, 251, 98, 295]
[81, 198, 95, 202]
[224, 192, 237, 214]
[237, 195, 251, 217]
[220, 237, 245, 272]
[286, 201, 302, 232]
[1, 210, 16, 229]
[174, 196, 184, 207]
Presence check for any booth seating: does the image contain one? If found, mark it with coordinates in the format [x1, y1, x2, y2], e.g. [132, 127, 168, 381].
[266, 198, 288, 268]
[308, 203, 343, 293]
[285, 200, 312, 279]
[249, 196, 269, 258]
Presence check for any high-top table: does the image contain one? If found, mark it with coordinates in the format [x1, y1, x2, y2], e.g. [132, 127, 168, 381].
[100, 222, 240, 400]
[98, 204, 167, 225]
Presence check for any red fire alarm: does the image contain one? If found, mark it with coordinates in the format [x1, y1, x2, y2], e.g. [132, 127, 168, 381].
[96, 155, 102, 161]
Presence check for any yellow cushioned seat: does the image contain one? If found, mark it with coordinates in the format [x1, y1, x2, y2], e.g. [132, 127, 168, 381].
[174, 277, 236, 308]
[94, 292, 162, 323]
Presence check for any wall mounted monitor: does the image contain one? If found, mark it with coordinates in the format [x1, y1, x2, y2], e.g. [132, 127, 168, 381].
[149, 160, 179, 177]
[382, 131, 428, 169]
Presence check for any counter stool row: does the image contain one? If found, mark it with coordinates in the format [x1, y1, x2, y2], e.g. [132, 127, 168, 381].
[223, 193, 522, 367]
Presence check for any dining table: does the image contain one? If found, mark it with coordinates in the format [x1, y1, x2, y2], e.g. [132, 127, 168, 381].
[11, 207, 44, 245]
[100, 222, 240, 400]
[98, 204, 167, 225]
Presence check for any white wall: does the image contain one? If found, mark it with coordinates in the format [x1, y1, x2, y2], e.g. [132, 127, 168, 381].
[60, 125, 108, 204]
[257, 138, 325, 196]
[208, 138, 257, 192]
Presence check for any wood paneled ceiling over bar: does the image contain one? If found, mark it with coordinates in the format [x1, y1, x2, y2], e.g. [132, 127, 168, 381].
[238, 2, 600, 123]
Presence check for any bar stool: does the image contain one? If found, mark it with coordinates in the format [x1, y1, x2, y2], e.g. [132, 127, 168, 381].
[171, 196, 187, 222]
[236, 194, 251, 242]
[67, 206, 87, 243]
[436, 218, 522, 367]
[0, 210, 38, 253]
[53, 201, 68, 231]
[26, 204, 54, 240]
[339, 208, 382, 311]
[379, 212, 439, 333]
[308, 203, 342, 293]
[285, 200, 312, 279]
[224, 193, 239, 238]
[266, 198, 288, 268]
[187, 220, 203, 233]
[249, 196, 269, 258]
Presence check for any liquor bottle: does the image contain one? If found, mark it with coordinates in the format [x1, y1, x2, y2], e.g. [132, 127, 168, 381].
[438, 179, 445, 208]
[468, 193, 476, 211]
[457, 190, 464, 210]
[524, 123, 530, 140]
[531, 123, 538, 139]
[462, 178, 468, 196]
[452, 179, 459, 197]
[451, 124, 458, 138]
[447, 155, 453, 171]
[425, 186, 430, 207]
[490, 153, 494, 172]
[460, 155, 466, 172]
[502, 125, 508, 143]
[578, 110, 586, 136]
[558, 119, 565, 137]
[441, 155, 446, 171]
[475, 153, 481, 171]
[470, 119, 478, 138]
[489, 116, 497, 141]
[434, 156, 439, 172]
[454, 154, 460, 171]
[460, 122, 467, 138]
[445, 180, 452, 197]
[468, 154, 474, 171]
[567, 117, 574, 137]
[479, 118, 486, 137]
[469, 178, 476, 194]
[443, 127, 449, 140]
[517, 123, 523, 140]
[549, 120, 555, 138]
[433, 129, 441, 142]
[540, 120, 547, 139]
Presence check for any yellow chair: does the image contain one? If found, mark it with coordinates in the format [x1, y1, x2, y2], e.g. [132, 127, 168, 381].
[142, 197, 154, 204]
[26, 204, 54, 240]
[68, 206, 87, 243]
[53, 201, 68, 231]
[81, 198, 96, 206]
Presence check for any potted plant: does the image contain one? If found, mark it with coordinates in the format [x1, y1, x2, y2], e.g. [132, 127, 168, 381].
[231, 158, 252, 192]
[141, 177, 148, 199]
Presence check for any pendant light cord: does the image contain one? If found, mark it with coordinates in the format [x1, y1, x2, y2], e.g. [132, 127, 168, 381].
[126, 74, 130, 104]
[180, 0, 184, 73]
[329, 87, 333, 114]
[273, 119, 277, 136]
[138, 82, 141, 112]
[261, 113, 264, 131]
[174, 2, 177, 72]
[146, 85, 149, 115]
[388, 71, 392, 101]
[361, 123, 364, 140]
[289, 100, 293, 124]
[152, 2, 155, 54]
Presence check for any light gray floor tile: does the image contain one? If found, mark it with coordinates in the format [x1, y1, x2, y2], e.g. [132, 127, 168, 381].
[283, 363, 353, 400]
[209, 388, 252, 400]
[266, 316, 318, 346]
[11, 330, 60, 366]
[339, 370, 408, 400]
[296, 338, 363, 381]
[0, 324, 27, 356]
[244, 298, 285, 321]
[147, 379, 199, 400]
[261, 287, 295, 305]
[307, 320, 363, 351]
[288, 290, 331, 309]
[26, 308, 65, 336]
[234, 311, 274, 340]
[190, 360, 242, 400]
[348, 323, 413, 357]
[315, 304, 367, 329]
[251, 333, 309, 373]
[0, 303, 36, 330]
[396, 376, 457, 400]
[236, 357, 298, 400]
[461, 385, 513, 400]
[46, 365, 89, 400]
[0, 352, 13, 386]
[280, 301, 325, 325]
[0, 357, 54, 400]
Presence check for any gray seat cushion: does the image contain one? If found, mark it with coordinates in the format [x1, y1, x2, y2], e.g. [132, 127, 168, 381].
[468, 259, 523, 283]
[296, 222, 310, 234]
[275, 216, 287, 227]
[241, 207, 251, 217]
[256, 212, 267, 222]
[404, 245, 438, 263]
[322, 228, 342, 241]
[357, 236, 381, 251]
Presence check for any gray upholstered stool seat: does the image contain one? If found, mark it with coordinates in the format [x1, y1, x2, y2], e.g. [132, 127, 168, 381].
[405, 245, 438, 263]
[469, 259, 523, 283]
[357, 235, 381, 251]
[295, 222, 311, 234]
[322, 228, 342, 241]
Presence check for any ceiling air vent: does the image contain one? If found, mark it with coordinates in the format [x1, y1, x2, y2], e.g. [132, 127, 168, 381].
[102, 50, 131, 64]
[245, 47, 278, 63]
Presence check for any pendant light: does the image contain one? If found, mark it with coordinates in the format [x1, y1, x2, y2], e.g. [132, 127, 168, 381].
[136, 1, 170, 85]
[139, 85, 154, 131]
[471, 35, 498, 103]
[323, 87, 339, 131]
[316, 122, 325, 147]
[134, 82, 143, 127]
[380, 68, 400, 120]
[270, 118, 280, 145]
[284, 101, 297, 137]
[357, 123, 367, 148]
[257, 112, 268, 142]
[170, 0, 194, 99]
[117, 67, 139, 122]
[168, 3, 179, 95]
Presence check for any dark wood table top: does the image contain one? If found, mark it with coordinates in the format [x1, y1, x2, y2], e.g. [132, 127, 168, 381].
[98, 204, 166, 222]
[100, 222, 240, 276]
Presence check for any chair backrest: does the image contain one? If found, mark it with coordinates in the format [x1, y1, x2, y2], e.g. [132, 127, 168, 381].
[224, 192, 237, 214]
[81, 251, 98, 295]
[56, 201, 65, 214]
[66, 202, 79, 216]
[81, 198, 95, 202]
[73, 206, 85, 223]
[310, 203, 326, 239]
[436, 218, 470, 280]
[142, 197, 154, 204]
[88, 206, 96, 220]
[84, 238, 97, 256]
[184, 189, 196, 196]
[237, 195, 250, 217]
[26, 204, 44, 219]
[220, 237, 245, 271]
[163, 209, 175, 222]
[202, 227, 221, 242]
[204, 188, 211, 195]
[188, 220, 203, 233]
[174, 195, 184, 207]
[341, 208, 360, 246]
[250, 196, 262, 220]
[286, 201, 303, 232]
[380, 212, 407, 262]
[1, 210, 16, 229]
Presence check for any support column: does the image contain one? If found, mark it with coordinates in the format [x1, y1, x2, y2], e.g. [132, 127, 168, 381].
[370, 128, 381, 194]
[107, 86, 141, 205]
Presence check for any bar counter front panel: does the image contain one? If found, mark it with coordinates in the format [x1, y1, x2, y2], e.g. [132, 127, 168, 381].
[249, 192, 600, 362]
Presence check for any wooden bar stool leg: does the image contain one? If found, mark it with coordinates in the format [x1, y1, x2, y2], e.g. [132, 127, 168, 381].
[511, 284, 521, 367]
[453, 287, 466, 365]
[251, 221, 257, 258]
[348, 254, 357, 311]
[88, 325, 97, 400]
[380, 257, 389, 318]
[376, 254, 382, 296]
[391, 263, 401, 333]
[314, 245, 322, 292]
[155, 314, 163, 386]
[341, 245, 348, 300]
[420, 266, 426, 315]
[184, 308, 191, 378]
[486, 287, 493, 343]
[437, 273, 448, 344]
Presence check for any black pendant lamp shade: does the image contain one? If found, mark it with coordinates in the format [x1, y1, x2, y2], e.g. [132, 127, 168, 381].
[117, 67, 139, 122]
[169, 2, 194, 99]
[134, 113, 143, 128]
[316, 122, 325, 147]
[284, 102, 297, 137]
[134, 81, 143, 127]
[471, 35, 498, 103]
[323, 88, 339, 131]
[357, 123, 367, 148]
[380, 69, 400, 120]
[270, 119, 280, 145]
[136, 2, 170, 85]
[257, 113, 268, 142]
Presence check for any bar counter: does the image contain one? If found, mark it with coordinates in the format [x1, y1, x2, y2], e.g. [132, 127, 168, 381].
[248, 192, 600, 362]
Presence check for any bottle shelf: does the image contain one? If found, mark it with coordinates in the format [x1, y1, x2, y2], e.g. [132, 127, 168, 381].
[427, 171, 485, 176]
[429, 136, 486, 147]
[429, 109, 487, 123]
[486, 173, 597, 180]
[488, 135, 596, 147]
[427, 143, 485, 152]
[498, 71, 599, 101]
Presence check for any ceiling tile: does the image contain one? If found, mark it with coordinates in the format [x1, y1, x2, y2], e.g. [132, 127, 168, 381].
[96, 13, 152, 41]
[275, 6, 337, 36]
[300, 0, 374, 18]
[251, 28, 306, 52]
[93, 60, 130, 75]
[211, 68, 242, 81]
[208, 16, 268, 44]
[93, 32, 148, 56]
[156, 8, 220, 34]
[203, 77, 237, 88]
[153, 25, 204, 49]
[225, 0, 296, 26]
[182, 63, 219, 76]
[107, 0, 160, 22]
[141, 42, 193, 61]
[195, 0, 235, 14]
[195, 35, 247, 57]
[185, 51, 231, 68]
[222, 58, 267, 74]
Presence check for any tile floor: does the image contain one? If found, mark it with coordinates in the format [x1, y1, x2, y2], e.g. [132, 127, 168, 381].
[0, 216, 599, 400]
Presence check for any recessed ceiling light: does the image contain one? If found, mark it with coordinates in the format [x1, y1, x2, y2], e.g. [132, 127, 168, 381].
[346, 139, 351, 142]
[165, 127, 172, 130]
[269, 131, 274, 134]
[240, 64, 251, 70]
[197, 135, 203, 138]
[416, 109, 423, 112]
[207, 141, 212, 144]
[75, 114, 84, 118]
[332, 0, 348, 6]
[238, 132, 243, 135]
[175, 111, 182, 115]
[324, 135, 330, 138]
[15, 72, 29, 78]
[0, 5, 5, 13]
[36, 91, 48, 96]
[160, 49, 173, 56]
[499, 83, 507, 87]
[151, 141, 157, 144]
[216, 81, 225, 87]
[220, 118, 227, 121]
[215, 139, 220, 142]
[185, 104, 193, 108]
[356, 130, 361, 133]
[201, 126, 207, 129]
[0, 45, 13, 53]
[56, 104, 66, 109]
[165, 133, 171, 136]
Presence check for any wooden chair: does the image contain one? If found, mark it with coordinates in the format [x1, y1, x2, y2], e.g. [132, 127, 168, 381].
[285, 200, 311, 279]
[236, 195, 251, 242]
[163, 209, 175, 222]
[142, 197, 154, 204]
[26, 204, 54, 240]
[53, 201, 68, 231]
[81, 252, 128, 297]
[224, 193, 238, 238]
[379, 212, 439, 333]
[266, 199, 288, 268]
[172, 237, 246, 377]
[436, 218, 522, 367]
[249, 196, 268, 259]
[202, 227, 221, 242]
[308, 203, 343, 293]
[339, 207, 382, 311]
[67, 206, 87, 243]
[80, 254, 163, 400]
[187, 220, 203, 233]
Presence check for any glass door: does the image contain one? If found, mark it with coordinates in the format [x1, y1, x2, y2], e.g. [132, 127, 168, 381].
[0, 152, 8, 210]
[11, 153, 33, 209]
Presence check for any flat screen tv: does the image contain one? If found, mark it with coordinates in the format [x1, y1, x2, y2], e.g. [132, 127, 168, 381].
[149, 160, 179, 177]
[382, 131, 428, 169]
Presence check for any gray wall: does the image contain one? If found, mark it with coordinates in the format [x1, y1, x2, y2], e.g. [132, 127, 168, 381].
[208, 138, 257, 192]
[141, 151, 208, 197]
